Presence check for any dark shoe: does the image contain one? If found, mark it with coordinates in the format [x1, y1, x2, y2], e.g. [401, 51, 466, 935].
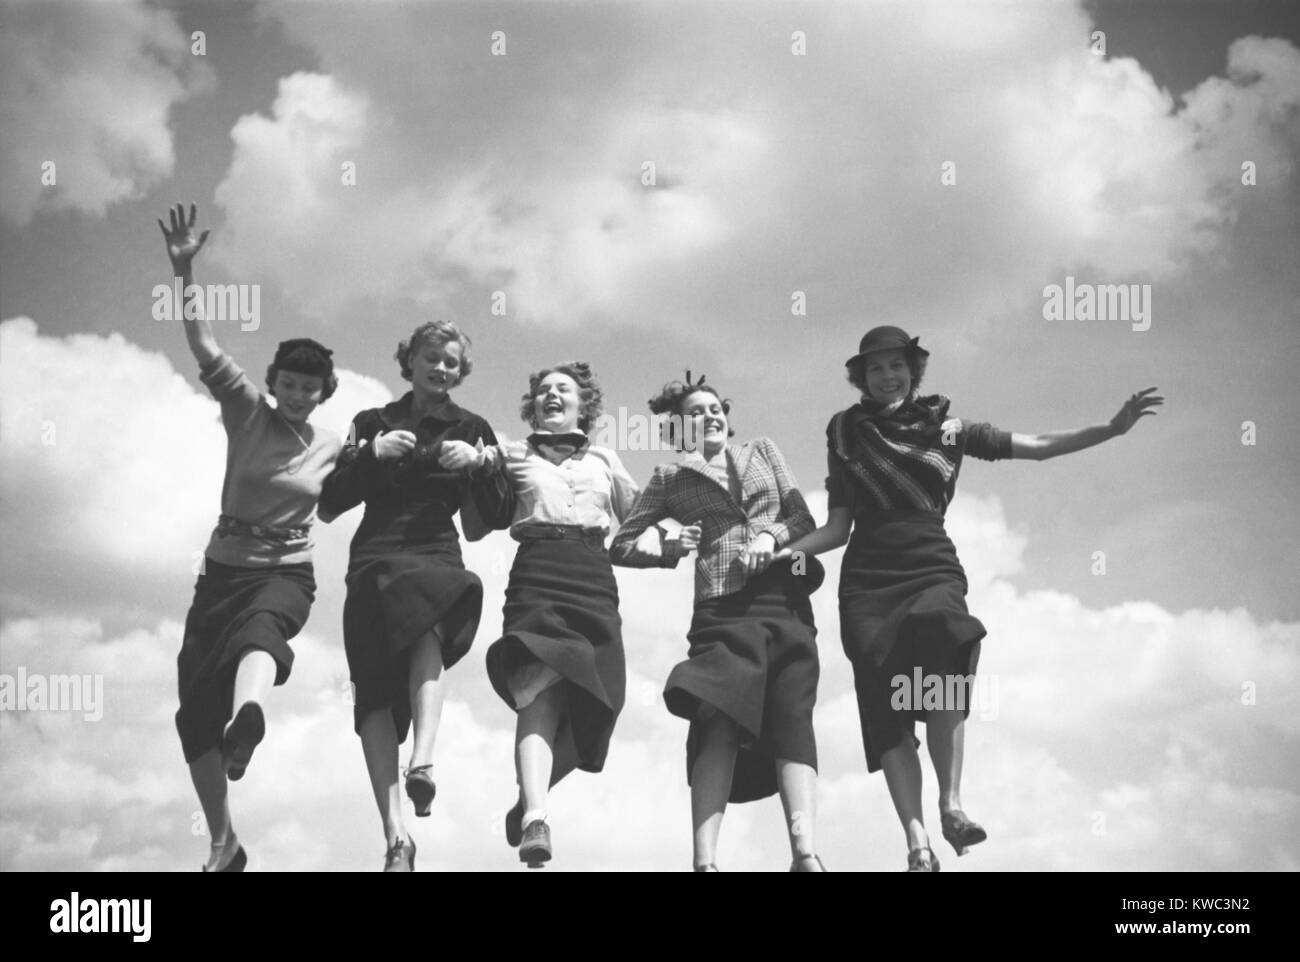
[201, 844, 247, 873]
[519, 819, 551, 868]
[504, 799, 524, 848]
[404, 764, 436, 817]
[222, 702, 265, 782]
[940, 809, 987, 856]
[383, 835, 416, 873]
[693, 863, 719, 872]
[790, 853, 827, 872]
[906, 847, 940, 872]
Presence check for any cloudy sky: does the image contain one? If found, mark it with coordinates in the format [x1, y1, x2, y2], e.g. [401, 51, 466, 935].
[1, 0, 1297, 872]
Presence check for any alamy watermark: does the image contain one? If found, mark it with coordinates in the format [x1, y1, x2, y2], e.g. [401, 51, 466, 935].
[1042, 275, 1150, 332]
[151, 277, 260, 331]
[0, 667, 103, 721]
[890, 668, 999, 720]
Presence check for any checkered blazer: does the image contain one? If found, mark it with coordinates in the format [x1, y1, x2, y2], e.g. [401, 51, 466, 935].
[610, 437, 815, 601]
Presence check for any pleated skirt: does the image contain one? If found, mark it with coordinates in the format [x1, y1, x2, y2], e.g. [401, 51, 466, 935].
[486, 539, 625, 775]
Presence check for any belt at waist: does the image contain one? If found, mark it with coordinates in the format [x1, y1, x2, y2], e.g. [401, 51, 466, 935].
[512, 522, 608, 546]
[216, 514, 311, 543]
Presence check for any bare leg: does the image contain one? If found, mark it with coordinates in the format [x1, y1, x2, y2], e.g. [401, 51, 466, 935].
[776, 758, 820, 866]
[231, 649, 276, 715]
[408, 629, 446, 769]
[926, 709, 966, 815]
[516, 683, 566, 822]
[691, 709, 739, 869]
[359, 707, 405, 847]
[880, 735, 928, 851]
[189, 747, 238, 870]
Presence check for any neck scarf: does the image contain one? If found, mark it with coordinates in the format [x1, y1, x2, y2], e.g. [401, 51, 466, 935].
[529, 431, 589, 466]
[834, 392, 959, 512]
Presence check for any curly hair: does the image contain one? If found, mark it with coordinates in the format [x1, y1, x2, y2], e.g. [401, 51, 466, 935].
[395, 320, 473, 385]
[648, 373, 736, 449]
[520, 361, 604, 432]
[845, 349, 927, 397]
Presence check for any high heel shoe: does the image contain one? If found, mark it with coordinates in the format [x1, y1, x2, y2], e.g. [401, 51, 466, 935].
[200, 844, 247, 872]
[940, 809, 987, 856]
[789, 853, 827, 872]
[382, 835, 416, 872]
[906, 847, 940, 872]
[222, 702, 265, 782]
[519, 819, 551, 868]
[404, 764, 436, 817]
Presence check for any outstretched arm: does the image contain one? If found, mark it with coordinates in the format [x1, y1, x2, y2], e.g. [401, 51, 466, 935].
[158, 203, 218, 368]
[1010, 388, 1163, 461]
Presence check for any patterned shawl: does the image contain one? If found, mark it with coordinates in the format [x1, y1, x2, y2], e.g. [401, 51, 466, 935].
[830, 391, 964, 513]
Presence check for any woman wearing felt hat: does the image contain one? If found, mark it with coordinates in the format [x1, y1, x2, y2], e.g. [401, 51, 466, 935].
[319, 319, 512, 872]
[472, 362, 639, 869]
[611, 373, 829, 872]
[159, 204, 343, 872]
[779, 326, 1161, 872]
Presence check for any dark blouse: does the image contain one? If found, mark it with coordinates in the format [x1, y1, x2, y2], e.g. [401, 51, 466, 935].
[320, 392, 499, 551]
[826, 402, 1012, 516]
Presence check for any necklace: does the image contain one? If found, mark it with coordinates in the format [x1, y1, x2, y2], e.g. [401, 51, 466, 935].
[276, 410, 312, 474]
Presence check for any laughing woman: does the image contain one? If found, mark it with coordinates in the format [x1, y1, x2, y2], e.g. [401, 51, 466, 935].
[319, 320, 507, 872]
[779, 326, 1161, 872]
[610, 374, 828, 872]
[162, 204, 342, 872]
[470, 362, 638, 868]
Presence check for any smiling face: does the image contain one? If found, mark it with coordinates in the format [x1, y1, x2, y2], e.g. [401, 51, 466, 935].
[533, 372, 582, 433]
[409, 337, 463, 399]
[862, 348, 912, 403]
[681, 389, 728, 455]
[271, 369, 325, 425]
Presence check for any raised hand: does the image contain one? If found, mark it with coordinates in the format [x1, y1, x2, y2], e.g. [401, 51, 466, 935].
[1109, 387, 1163, 436]
[158, 202, 210, 275]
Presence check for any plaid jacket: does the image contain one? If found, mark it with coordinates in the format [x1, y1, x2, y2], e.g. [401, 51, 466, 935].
[610, 437, 815, 601]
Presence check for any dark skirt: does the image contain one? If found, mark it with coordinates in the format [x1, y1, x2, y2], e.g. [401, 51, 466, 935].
[486, 539, 625, 775]
[667, 558, 821, 804]
[343, 528, 483, 739]
[839, 510, 985, 772]
[175, 559, 315, 763]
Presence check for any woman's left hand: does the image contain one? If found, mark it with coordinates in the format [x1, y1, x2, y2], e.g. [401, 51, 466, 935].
[1110, 387, 1163, 436]
[741, 532, 776, 574]
[438, 439, 483, 471]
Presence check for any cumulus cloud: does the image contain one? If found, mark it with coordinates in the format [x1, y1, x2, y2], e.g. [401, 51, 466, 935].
[0, 0, 210, 226]
[202, 1, 1300, 341]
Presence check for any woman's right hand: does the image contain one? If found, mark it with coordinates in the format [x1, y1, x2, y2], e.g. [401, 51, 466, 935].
[678, 523, 703, 554]
[373, 430, 417, 461]
[157, 202, 209, 275]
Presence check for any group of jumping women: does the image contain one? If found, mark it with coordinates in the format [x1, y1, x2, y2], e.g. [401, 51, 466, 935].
[162, 203, 1161, 873]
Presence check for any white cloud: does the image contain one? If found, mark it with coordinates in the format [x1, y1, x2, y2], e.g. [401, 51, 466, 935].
[0, 0, 210, 226]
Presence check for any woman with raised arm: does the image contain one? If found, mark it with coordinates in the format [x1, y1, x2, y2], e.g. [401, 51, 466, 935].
[319, 320, 509, 872]
[161, 203, 342, 872]
[472, 362, 638, 868]
[610, 374, 828, 872]
[779, 326, 1161, 872]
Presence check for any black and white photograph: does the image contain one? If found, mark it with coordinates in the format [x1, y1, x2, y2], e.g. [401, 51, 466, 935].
[0, 0, 1296, 894]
